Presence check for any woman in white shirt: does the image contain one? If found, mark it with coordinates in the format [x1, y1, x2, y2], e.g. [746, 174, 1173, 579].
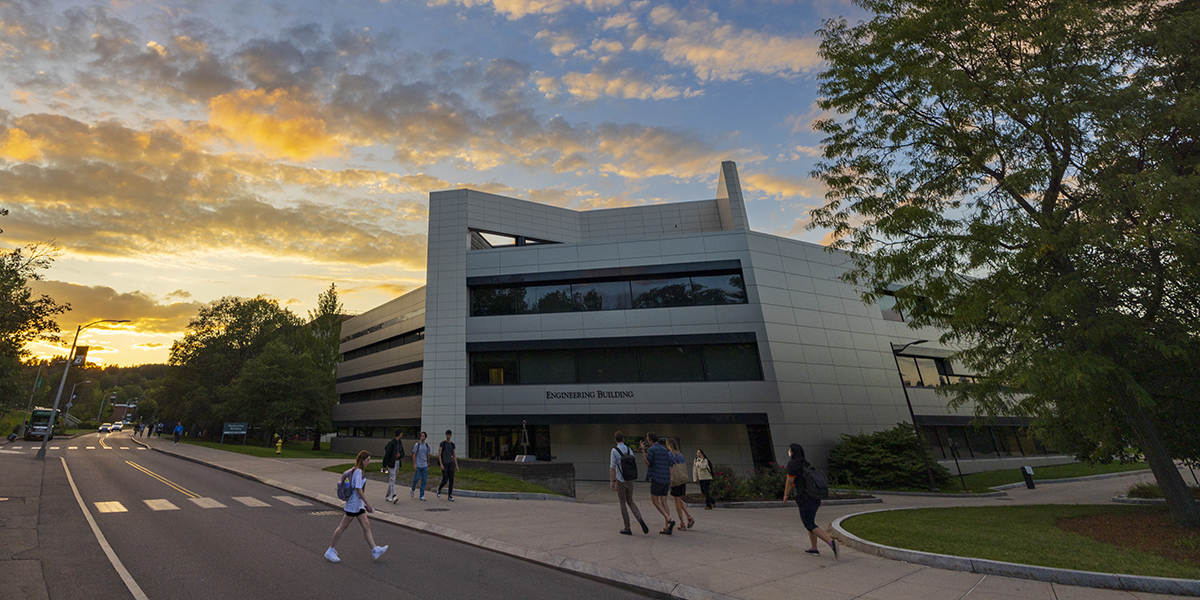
[693, 449, 715, 509]
[325, 450, 388, 563]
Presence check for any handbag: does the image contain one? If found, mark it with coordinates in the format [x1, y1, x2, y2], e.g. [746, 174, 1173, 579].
[670, 462, 688, 487]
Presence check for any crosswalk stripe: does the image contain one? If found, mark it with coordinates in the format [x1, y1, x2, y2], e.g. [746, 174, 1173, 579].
[189, 497, 226, 509]
[136, 447, 146, 450]
[272, 496, 312, 507]
[232, 496, 270, 507]
[144, 499, 179, 511]
[94, 501, 127, 513]
[11, 446, 22, 449]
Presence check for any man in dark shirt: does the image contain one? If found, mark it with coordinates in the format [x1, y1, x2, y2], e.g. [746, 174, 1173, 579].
[437, 430, 459, 501]
[641, 432, 675, 534]
[782, 443, 838, 558]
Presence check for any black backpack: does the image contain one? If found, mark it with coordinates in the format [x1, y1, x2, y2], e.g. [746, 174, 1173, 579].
[803, 465, 830, 499]
[616, 445, 638, 481]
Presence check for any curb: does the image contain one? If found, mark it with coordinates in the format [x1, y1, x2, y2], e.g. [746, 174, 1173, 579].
[1112, 496, 1167, 505]
[990, 469, 1153, 491]
[854, 489, 1008, 499]
[831, 507, 1200, 596]
[685, 498, 883, 509]
[136, 437, 735, 600]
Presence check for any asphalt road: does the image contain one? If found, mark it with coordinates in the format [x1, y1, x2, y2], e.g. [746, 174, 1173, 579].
[6, 433, 651, 600]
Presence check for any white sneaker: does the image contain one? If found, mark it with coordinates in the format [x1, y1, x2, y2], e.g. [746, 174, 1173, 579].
[447, 496, 454, 502]
[410, 490, 414, 498]
[419, 496, 426, 501]
[324, 548, 340, 563]
[436, 492, 441, 498]
[372, 545, 389, 560]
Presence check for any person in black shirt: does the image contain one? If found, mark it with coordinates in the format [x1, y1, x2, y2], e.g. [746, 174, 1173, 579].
[436, 430, 459, 501]
[781, 443, 838, 558]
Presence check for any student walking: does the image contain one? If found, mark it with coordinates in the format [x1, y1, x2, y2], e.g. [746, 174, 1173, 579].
[436, 430, 458, 501]
[410, 432, 430, 500]
[156, 422, 163, 437]
[666, 438, 694, 530]
[641, 432, 675, 535]
[172, 423, 183, 445]
[782, 443, 838, 558]
[693, 449, 715, 509]
[609, 431, 649, 535]
[382, 430, 405, 503]
[325, 451, 388, 563]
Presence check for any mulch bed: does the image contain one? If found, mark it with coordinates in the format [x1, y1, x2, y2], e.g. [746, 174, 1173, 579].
[1057, 509, 1200, 571]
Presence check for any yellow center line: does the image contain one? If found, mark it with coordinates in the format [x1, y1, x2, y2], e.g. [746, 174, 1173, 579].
[98, 435, 109, 449]
[124, 461, 201, 498]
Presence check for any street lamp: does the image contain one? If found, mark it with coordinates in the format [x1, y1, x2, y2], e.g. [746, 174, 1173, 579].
[36, 319, 131, 460]
[63, 380, 92, 423]
[889, 339, 939, 491]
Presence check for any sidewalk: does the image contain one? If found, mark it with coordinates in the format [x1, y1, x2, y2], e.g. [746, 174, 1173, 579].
[133, 433, 1180, 600]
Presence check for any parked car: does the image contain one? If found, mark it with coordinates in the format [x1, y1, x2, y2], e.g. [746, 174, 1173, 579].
[98, 423, 112, 433]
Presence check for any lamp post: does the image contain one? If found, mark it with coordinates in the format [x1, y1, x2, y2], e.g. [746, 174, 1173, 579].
[36, 319, 130, 460]
[890, 339, 939, 491]
[63, 380, 91, 423]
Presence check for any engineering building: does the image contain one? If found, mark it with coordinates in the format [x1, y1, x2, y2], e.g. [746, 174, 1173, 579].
[332, 162, 1062, 479]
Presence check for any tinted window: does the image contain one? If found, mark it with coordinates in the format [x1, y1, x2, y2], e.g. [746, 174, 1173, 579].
[519, 350, 577, 384]
[471, 352, 519, 385]
[690, 274, 747, 305]
[702, 344, 762, 381]
[639, 345, 704, 382]
[574, 281, 633, 311]
[915, 357, 940, 387]
[577, 348, 640, 383]
[472, 288, 517, 316]
[631, 277, 693, 309]
[519, 284, 576, 314]
[897, 356, 921, 386]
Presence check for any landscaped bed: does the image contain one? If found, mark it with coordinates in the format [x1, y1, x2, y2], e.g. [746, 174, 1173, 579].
[941, 461, 1152, 493]
[322, 461, 561, 496]
[840, 505, 1200, 580]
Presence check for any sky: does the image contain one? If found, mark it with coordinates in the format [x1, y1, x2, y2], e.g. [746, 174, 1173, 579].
[0, 0, 865, 366]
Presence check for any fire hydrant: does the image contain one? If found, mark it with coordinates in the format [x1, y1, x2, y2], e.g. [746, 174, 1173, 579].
[275, 435, 283, 455]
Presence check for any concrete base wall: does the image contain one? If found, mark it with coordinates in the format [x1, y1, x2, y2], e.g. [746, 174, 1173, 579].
[550, 423, 755, 481]
[937, 454, 1075, 475]
[330, 436, 392, 457]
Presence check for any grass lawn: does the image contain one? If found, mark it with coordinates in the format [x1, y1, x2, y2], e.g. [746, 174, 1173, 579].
[841, 505, 1200, 580]
[941, 461, 1151, 494]
[322, 461, 561, 496]
[180, 438, 357, 460]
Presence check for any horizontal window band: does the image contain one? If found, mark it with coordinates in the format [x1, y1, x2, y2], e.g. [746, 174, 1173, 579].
[466, 259, 742, 287]
[913, 415, 1032, 427]
[466, 332, 757, 353]
[465, 413, 771, 426]
[336, 360, 424, 384]
[340, 307, 426, 344]
[333, 418, 422, 428]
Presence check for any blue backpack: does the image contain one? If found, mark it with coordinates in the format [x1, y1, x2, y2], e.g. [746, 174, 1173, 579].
[336, 468, 357, 502]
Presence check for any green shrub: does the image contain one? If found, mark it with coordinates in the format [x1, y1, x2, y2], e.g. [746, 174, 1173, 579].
[827, 423, 952, 490]
[743, 463, 789, 500]
[710, 464, 741, 501]
[1126, 482, 1200, 499]
[77, 421, 95, 430]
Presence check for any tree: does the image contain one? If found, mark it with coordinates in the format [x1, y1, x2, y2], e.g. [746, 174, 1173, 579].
[302, 283, 344, 449]
[0, 242, 70, 405]
[811, 0, 1200, 525]
[226, 340, 322, 438]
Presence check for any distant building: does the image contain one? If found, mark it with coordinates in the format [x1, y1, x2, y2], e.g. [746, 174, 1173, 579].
[332, 162, 1062, 478]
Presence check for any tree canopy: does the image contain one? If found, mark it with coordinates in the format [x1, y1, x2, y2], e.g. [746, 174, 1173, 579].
[811, 0, 1200, 525]
[0, 227, 70, 405]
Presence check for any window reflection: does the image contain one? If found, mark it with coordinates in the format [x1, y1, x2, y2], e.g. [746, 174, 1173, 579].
[469, 343, 762, 385]
[577, 348, 640, 383]
[519, 284, 576, 314]
[470, 269, 748, 316]
[691, 274, 747, 305]
[575, 281, 633, 311]
[631, 277, 693, 309]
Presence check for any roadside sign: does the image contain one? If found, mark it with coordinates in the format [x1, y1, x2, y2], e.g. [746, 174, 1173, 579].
[221, 422, 249, 445]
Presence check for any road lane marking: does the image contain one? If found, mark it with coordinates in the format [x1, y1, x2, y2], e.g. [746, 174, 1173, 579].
[136, 447, 146, 450]
[120, 447, 130, 450]
[59, 458, 150, 600]
[189, 497, 226, 509]
[273, 496, 312, 507]
[144, 499, 179, 511]
[86, 446, 95, 450]
[232, 496, 270, 507]
[11, 446, 22, 449]
[50, 446, 59, 450]
[124, 461, 201, 499]
[94, 501, 128, 513]
[69, 446, 77, 450]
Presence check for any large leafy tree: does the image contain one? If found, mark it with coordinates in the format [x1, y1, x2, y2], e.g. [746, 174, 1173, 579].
[302, 283, 344, 449]
[0, 238, 70, 406]
[811, 0, 1200, 525]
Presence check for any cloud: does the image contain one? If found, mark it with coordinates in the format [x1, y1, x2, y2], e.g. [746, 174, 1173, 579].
[535, 29, 579, 57]
[27, 280, 205, 335]
[742, 172, 825, 199]
[549, 69, 700, 101]
[206, 88, 345, 160]
[0, 126, 41, 160]
[431, 0, 622, 19]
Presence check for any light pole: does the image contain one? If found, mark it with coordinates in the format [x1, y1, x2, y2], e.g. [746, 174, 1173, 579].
[63, 380, 92, 423]
[36, 319, 130, 460]
[890, 339, 939, 491]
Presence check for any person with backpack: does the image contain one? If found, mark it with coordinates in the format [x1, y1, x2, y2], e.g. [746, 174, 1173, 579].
[325, 450, 388, 563]
[410, 431, 431, 500]
[382, 429, 405, 503]
[608, 431, 648, 535]
[781, 443, 837, 558]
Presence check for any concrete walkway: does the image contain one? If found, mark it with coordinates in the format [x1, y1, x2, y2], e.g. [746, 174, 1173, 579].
[131, 434, 1185, 600]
